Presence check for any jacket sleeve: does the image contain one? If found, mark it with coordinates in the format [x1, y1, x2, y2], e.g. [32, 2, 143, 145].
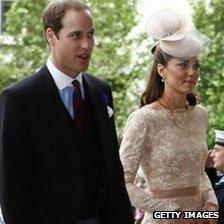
[0, 90, 34, 224]
[120, 110, 179, 213]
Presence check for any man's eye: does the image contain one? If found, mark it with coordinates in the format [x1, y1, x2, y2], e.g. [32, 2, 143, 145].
[72, 33, 80, 39]
[88, 32, 94, 38]
[68, 32, 81, 39]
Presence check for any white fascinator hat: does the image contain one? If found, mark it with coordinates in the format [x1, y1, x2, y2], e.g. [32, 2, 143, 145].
[145, 9, 210, 58]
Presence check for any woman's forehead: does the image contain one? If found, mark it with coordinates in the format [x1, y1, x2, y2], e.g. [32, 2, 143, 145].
[169, 57, 199, 63]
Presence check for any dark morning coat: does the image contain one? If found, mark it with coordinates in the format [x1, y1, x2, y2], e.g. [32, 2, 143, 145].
[0, 65, 134, 224]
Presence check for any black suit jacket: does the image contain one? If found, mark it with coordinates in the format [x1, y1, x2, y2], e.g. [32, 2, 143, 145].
[206, 168, 224, 224]
[0, 65, 134, 224]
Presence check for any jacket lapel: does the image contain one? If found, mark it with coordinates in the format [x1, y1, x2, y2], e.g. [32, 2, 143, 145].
[83, 74, 118, 172]
[35, 66, 83, 180]
[83, 75, 109, 124]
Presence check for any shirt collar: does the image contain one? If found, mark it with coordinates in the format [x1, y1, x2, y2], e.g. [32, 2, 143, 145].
[46, 57, 83, 90]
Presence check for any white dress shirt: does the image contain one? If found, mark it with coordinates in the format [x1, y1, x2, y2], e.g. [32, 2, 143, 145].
[46, 57, 84, 119]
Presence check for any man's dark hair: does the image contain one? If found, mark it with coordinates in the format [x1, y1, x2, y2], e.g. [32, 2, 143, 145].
[42, 0, 90, 43]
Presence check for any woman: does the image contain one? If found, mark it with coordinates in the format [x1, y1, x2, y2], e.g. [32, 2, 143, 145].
[120, 9, 218, 224]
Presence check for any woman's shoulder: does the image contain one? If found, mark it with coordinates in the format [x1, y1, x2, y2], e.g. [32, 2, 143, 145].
[123, 104, 159, 133]
[127, 102, 164, 121]
[193, 104, 207, 115]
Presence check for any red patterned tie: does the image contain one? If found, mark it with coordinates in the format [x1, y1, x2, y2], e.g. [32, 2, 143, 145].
[72, 80, 85, 133]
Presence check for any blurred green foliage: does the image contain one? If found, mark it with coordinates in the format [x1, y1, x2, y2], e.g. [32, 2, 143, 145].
[0, 0, 47, 89]
[191, 0, 224, 147]
[84, 0, 141, 137]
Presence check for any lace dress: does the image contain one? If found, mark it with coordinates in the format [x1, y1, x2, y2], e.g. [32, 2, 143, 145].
[120, 104, 218, 224]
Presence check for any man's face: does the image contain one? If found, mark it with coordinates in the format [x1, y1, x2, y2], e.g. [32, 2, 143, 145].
[47, 9, 95, 77]
[211, 144, 224, 170]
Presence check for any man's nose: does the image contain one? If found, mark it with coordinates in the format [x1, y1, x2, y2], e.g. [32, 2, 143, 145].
[81, 38, 91, 49]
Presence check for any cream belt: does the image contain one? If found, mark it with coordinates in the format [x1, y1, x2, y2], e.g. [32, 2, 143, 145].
[151, 186, 199, 199]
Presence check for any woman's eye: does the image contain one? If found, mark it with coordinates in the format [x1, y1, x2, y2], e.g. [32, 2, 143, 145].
[194, 63, 200, 69]
[178, 62, 188, 68]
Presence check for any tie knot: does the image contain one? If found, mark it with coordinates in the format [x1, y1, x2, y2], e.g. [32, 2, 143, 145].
[72, 80, 82, 96]
[72, 79, 80, 89]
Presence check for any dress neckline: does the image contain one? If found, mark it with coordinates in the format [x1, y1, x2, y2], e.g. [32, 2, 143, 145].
[146, 102, 194, 114]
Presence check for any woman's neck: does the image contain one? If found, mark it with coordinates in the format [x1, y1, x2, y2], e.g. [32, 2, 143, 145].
[158, 93, 188, 111]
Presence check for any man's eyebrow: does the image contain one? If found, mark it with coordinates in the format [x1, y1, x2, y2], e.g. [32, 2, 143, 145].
[67, 30, 81, 37]
[66, 29, 95, 37]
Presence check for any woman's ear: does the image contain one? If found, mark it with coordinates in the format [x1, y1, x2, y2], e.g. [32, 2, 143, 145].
[157, 63, 166, 79]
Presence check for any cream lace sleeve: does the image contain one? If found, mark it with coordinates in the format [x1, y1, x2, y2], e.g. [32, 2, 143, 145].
[120, 110, 179, 212]
[199, 171, 218, 208]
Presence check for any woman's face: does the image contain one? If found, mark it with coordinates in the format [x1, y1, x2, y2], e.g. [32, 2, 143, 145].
[160, 57, 200, 95]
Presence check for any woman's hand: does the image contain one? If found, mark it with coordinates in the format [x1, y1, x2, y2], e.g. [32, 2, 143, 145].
[201, 202, 218, 224]
[205, 150, 214, 168]
[203, 220, 217, 224]
[178, 219, 196, 224]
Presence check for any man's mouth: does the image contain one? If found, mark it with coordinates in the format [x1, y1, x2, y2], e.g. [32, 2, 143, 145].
[77, 54, 89, 65]
[78, 54, 89, 59]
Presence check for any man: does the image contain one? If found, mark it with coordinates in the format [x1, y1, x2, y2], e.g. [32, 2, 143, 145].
[0, 1, 134, 224]
[211, 145, 224, 171]
[206, 146, 224, 224]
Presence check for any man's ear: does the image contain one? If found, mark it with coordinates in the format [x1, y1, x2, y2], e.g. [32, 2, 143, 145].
[45, 28, 57, 46]
[157, 63, 166, 79]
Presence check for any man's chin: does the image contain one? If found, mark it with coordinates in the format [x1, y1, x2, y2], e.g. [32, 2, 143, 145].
[214, 164, 223, 170]
[77, 65, 89, 73]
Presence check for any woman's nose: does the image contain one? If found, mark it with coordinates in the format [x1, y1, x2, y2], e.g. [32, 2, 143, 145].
[210, 150, 215, 158]
[187, 67, 197, 76]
